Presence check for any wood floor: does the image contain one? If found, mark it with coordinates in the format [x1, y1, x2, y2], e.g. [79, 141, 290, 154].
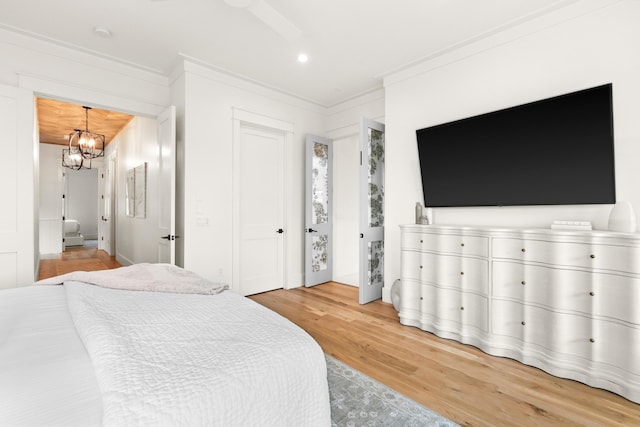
[38, 245, 121, 280]
[249, 282, 640, 427]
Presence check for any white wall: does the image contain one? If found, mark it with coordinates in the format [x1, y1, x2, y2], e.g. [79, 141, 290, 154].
[66, 168, 99, 240]
[172, 60, 327, 288]
[332, 134, 359, 286]
[111, 116, 160, 266]
[384, 0, 640, 301]
[171, 61, 388, 290]
[39, 143, 63, 254]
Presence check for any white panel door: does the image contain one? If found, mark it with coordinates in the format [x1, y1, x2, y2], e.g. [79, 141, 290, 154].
[157, 106, 176, 264]
[98, 154, 115, 255]
[0, 84, 34, 288]
[304, 135, 333, 287]
[61, 170, 67, 252]
[237, 124, 285, 296]
[359, 118, 385, 304]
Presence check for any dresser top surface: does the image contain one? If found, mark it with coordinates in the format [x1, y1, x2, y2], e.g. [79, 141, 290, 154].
[400, 224, 640, 244]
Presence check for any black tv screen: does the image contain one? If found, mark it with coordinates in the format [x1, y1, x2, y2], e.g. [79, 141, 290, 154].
[416, 83, 615, 207]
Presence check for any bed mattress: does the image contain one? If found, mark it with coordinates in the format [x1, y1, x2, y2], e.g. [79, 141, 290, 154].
[0, 285, 102, 426]
[0, 274, 330, 426]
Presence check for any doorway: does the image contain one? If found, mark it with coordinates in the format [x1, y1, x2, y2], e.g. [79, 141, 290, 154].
[64, 167, 100, 249]
[35, 97, 177, 268]
[36, 97, 132, 258]
[235, 123, 286, 296]
[304, 118, 385, 303]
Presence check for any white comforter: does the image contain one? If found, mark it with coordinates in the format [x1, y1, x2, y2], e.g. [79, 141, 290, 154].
[64, 280, 330, 426]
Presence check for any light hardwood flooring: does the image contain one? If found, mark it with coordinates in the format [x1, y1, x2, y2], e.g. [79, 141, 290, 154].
[38, 245, 121, 280]
[249, 282, 640, 427]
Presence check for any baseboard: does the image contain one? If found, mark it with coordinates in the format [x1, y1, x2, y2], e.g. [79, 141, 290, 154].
[333, 272, 358, 287]
[115, 253, 134, 266]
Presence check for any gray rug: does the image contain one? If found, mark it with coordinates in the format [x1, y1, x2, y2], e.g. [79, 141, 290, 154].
[326, 355, 459, 427]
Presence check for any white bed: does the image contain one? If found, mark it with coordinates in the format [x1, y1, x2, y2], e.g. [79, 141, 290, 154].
[0, 265, 331, 426]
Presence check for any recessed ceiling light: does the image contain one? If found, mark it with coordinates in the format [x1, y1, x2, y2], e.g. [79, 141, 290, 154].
[297, 53, 308, 63]
[94, 27, 112, 38]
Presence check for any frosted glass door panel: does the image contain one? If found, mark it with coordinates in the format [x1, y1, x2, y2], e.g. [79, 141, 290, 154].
[311, 142, 329, 225]
[359, 118, 386, 304]
[305, 135, 333, 286]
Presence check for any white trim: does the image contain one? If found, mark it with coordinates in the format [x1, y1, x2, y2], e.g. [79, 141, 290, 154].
[382, 0, 620, 89]
[232, 107, 295, 134]
[17, 73, 167, 117]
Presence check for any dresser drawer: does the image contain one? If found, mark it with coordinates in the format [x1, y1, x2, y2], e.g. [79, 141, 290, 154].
[420, 285, 488, 332]
[493, 261, 640, 324]
[492, 238, 640, 274]
[402, 232, 488, 257]
[492, 300, 640, 373]
[492, 300, 592, 359]
[593, 318, 640, 374]
[402, 251, 488, 294]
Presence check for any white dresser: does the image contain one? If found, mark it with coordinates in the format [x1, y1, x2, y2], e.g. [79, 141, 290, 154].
[399, 224, 640, 403]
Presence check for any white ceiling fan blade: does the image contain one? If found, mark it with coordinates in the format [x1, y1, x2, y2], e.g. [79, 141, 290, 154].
[247, 0, 302, 41]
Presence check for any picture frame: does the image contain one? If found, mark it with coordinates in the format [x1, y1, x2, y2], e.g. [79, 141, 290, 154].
[134, 163, 147, 219]
[125, 168, 135, 217]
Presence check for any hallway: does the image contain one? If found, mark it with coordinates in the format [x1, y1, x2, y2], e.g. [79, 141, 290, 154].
[38, 246, 121, 280]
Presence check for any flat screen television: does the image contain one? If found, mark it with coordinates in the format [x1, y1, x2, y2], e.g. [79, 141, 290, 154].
[416, 83, 615, 207]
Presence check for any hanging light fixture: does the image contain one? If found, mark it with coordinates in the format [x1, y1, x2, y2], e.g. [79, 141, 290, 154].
[69, 106, 105, 159]
[62, 148, 91, 170]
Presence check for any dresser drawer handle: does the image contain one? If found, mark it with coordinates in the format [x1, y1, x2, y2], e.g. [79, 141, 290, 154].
[460, 306, 464, 311]
[521, 321, 526, 326]
[521, 281, 526, 285]
[590, 338, 595, 343]
[420, 239, 423, 244]
[521, 248, 526, 253]
[589, 291, 595, 296]
[420, 297, 423, 300]
[419, 265, 423, 269]
[460, 271, 464, 275]
[590, 254, 596, 259]
[460, 243, 465, 247]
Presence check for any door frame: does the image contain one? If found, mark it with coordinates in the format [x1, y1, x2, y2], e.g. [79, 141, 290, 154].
[231, 108, 294, 293]
[20, 73, 166, 265]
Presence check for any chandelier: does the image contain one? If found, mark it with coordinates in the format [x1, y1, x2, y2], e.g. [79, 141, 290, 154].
[68, 106, 105, 159]
[62, 148, 91, 170]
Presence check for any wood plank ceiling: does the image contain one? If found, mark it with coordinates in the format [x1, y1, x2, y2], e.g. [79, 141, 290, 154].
[36, 98, 134, 147]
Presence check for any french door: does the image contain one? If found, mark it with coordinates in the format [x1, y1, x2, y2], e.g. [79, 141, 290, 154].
[359, 118, 385, 304]
[304, 135, 333, 287]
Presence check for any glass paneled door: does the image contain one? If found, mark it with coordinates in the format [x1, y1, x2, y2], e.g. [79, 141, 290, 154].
[305, 135, 333, 287]
[359, 118, 385, 304]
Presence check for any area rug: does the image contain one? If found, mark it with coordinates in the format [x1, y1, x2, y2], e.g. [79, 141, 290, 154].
[326, 355, 459, 427]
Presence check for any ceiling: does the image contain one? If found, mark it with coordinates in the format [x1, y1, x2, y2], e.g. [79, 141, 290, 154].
[0, 0, 582, 107]
[36, 98, 134, 147]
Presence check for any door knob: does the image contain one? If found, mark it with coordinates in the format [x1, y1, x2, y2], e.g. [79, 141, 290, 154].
[307, 228, 317, 233]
